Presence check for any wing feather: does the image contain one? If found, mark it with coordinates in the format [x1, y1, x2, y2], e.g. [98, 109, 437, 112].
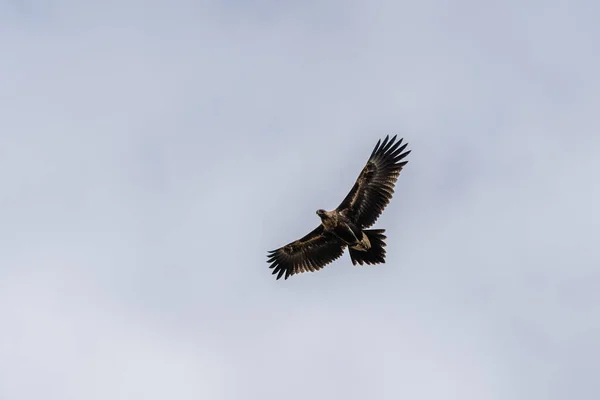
[336, 135, 410, 228]
[267, 225, 345, 280]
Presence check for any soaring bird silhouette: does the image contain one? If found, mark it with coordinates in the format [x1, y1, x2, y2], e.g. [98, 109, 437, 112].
[267, 135, 411, 280]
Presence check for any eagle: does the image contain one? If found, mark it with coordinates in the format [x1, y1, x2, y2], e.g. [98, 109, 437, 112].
[267, 134, 411, 280]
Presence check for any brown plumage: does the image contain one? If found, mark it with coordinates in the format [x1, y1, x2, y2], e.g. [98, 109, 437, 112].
[267, 134, 410, 280]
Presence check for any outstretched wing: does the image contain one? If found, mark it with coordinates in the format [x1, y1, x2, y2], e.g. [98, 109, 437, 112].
[267, 225, 345, 280]
[336, 135, 410, 228]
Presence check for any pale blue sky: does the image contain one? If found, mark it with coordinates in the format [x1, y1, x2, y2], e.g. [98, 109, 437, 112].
[1, 1, 599, 399]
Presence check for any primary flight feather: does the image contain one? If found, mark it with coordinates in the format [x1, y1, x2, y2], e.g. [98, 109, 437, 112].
[267, 134, 411, 280]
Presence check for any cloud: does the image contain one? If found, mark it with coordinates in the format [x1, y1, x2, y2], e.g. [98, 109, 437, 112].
[1, 1, 598, 399]
[0, 266, 225, 400]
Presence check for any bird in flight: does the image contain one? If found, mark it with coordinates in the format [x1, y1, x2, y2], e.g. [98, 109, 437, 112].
[267, 134, 411, 280]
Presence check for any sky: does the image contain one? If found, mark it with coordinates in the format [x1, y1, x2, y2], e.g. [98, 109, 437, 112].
[1, 0, 599, 399]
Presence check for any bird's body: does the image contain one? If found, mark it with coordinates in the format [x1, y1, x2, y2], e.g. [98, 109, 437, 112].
[317, 209, 369, 250]
[267, 134, 411, 280]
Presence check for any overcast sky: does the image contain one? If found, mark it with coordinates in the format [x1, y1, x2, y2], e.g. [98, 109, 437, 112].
[1, 1, 599, 399]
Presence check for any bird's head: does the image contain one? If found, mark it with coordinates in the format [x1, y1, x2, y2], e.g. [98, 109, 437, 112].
[316, 209, 327, 219]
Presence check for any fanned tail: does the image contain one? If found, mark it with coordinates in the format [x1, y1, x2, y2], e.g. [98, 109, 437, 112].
[348, 229, 387, 266]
